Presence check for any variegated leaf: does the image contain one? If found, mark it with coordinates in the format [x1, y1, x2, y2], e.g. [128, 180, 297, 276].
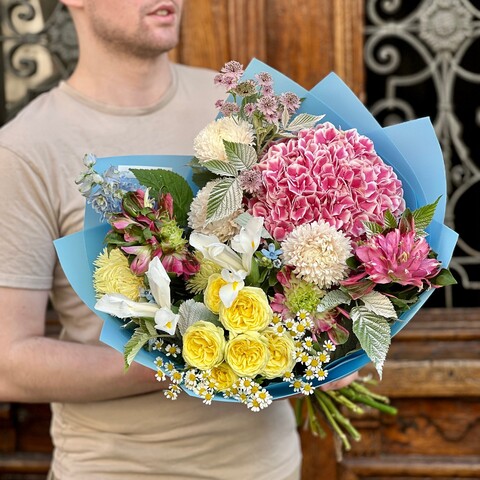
[223, 141, 258, 170]
[351, 306, 391, 378]
[202, 159, 238, 177]
[206, 177, 243, 223]
[317, 289, 351, 313]
[361, 291, 397, 319]
[285, 113, 325, 132]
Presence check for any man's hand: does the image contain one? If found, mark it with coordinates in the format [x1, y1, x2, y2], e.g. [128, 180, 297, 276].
[319, 372, 359, 391]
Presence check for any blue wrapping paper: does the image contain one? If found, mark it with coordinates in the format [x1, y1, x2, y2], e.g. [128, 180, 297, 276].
[54, 60, 458, 402]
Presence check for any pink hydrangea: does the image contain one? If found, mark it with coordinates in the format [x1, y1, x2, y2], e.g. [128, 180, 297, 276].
[247, 123, 405, 241]
[354, 229, 441, 289]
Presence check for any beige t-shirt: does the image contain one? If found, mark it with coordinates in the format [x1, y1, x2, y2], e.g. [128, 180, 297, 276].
[0, 64, 301, 480]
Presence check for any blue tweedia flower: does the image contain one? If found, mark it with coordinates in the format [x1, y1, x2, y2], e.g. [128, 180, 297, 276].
[261, 243, 283, 260]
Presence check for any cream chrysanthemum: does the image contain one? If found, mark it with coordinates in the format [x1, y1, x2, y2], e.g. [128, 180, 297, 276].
[281, 221, 352, 289]
[93, 248, 144, 301]
[188, 179, 244, 241]
[193, 117, 254, 163]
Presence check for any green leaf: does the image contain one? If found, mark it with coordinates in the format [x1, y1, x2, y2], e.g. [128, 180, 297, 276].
[412, 196, 441, 231]
[317, 289, 351, 313]
[140, 318, 158, 337]
[285, 113, 325, 132]
[202, 160, 238, 177]
[384, 210, 398, 230]
[206, 177, 243, 223]
[431, 268, 457, 286]
[223, 141, 258, 170]
[361, 291, 398, 319]
[351, 306, 391, 378]
[124, 328, 150, 369]
[130, 169, 193, 226]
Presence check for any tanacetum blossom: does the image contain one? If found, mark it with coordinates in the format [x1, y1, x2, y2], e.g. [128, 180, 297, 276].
[354, 228, 441, 288]
[193, 117, 254, 163]
[93, 248, 144, 301]
[248, 123, 405, 241]
[281, 221, 352, 289]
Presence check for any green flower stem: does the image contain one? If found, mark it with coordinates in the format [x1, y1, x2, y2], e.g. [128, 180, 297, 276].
[314, 391, 352, 451]
[295, 397, 304, 428]
[317, 391, 361, 443]
[305, 396, 327, 438]
[350, 381, 392, 404]
[326, 390, 365, 415]
[339, 387, 398, 416]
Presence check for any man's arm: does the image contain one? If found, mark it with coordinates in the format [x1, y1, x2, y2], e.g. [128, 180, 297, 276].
[0, 287, 166, 403]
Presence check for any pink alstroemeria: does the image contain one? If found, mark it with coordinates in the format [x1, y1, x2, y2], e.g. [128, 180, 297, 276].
[159, 251, 200, 279]
[122, 245, 152, 275]
[314, 311, 350, 345]
[355, 229, 441, 289]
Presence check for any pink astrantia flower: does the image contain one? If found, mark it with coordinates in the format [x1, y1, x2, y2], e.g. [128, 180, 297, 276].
[247, 123, 405, 241]
[354, 229, 441, 289]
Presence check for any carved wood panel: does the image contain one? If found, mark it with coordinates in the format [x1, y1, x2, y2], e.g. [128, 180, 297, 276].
[170, 0, 364, 94]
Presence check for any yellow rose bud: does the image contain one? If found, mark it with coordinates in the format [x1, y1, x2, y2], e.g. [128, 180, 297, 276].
[204, 274, 228, 314]
[261, 328, 296, 379]
[220, 286, 273, 333]
[182, 320, 226, 370]
[225, 332, 270, 377]
[209, 362, 239, 391]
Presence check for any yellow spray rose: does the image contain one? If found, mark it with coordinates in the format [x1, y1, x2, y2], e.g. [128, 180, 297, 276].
[209, 362, 239, 391]
[219, 287, 273, 333]
[225, 332, 270, 377]
[261, 328, 297, 379]
[182, 321, 226, 370]
[204, 274, 228, 314]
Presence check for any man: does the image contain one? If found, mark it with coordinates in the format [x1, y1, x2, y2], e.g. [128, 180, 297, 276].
[0, 1, 354, 478]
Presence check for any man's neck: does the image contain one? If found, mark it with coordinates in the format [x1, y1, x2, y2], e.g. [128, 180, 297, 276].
[67, 50, 173, 108]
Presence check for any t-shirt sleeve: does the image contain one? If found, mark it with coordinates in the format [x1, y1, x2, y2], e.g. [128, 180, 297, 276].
[0, 145, 57, 289]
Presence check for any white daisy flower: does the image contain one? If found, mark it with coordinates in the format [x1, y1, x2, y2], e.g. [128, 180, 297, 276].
[283, 371, 295, 382]
[296, 351, 311, 364]
[155, 369, 166, 382]
[302, 337, 314, 349]
[324, 340, 336, 351]
[165, 343, 181, 357]
[247, 397, 262, 412]
[154, 356, 164, 368]
[301, 382, 315, 395]
[184, 370, 199, 388]
[170, 370, 184, 384]
[164, 388, 178, 400]
[290, 379, 304, 393]
[315, 368, 328, 381]
[164, 362, 176, 373]
[318, 351, 331, 363]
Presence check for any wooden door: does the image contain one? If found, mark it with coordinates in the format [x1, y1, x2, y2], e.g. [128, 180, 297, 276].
[0, 1, 364, 478]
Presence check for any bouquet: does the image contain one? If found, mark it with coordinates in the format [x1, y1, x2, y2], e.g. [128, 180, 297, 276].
[56, 60, 458, 450]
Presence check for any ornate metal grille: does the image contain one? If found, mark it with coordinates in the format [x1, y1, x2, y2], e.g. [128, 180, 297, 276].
[365, 0, 480, 307]
[0, 0, 78, 124]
